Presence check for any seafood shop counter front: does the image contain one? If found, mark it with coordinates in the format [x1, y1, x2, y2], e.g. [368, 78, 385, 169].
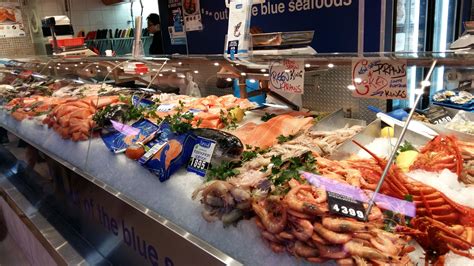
[1, 53, 474, 265]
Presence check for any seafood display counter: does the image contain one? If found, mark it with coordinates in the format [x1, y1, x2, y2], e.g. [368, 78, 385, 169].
[0, 53, 474, 265]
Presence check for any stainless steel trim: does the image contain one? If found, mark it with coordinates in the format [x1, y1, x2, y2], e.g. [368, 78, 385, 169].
[358, 0, 365, 54]
[380, 0, 387, 52]
[0, 177, 86, 265]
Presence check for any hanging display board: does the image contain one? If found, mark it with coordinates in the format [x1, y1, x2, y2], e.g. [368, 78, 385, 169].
[0, 3, 26, 38]
[225, 0, 252, 59]
[182, 0, 203, 31]
[167, 0, 186, 45]
[351, 58, 408, 100]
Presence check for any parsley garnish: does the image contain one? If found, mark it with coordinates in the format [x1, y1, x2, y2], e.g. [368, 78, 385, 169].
[241, 146, 269, 162]
[220, 109, 238, 130]
[206, 161, 240, 181]
[164, 110, 194, 134]
[261, 112, 277, 122]
[399, 141, 417, 153]
[269, 153, 316, 189]
[277, 134, 295, 144]
[396, 141, 418, 157]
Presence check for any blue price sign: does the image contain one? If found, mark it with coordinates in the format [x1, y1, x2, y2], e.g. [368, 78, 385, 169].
[187, 137, 216, 176]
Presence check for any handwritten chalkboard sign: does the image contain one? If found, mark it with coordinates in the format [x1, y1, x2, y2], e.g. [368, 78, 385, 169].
[269, 59, 305, 94]
[351, 59, 407, 100]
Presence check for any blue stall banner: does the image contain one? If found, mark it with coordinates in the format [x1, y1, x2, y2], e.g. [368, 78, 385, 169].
[159, 0, 390, 54]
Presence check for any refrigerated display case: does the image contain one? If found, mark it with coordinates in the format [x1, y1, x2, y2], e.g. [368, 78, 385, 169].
[0, 52, 473, 265]
[394, 0, 466, 109]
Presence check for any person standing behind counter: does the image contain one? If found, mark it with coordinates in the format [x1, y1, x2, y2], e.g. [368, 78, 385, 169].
[147, 14, 164, 55]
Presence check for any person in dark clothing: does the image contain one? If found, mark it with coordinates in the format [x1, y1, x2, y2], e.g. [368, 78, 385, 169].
[147, 13, 164, 55]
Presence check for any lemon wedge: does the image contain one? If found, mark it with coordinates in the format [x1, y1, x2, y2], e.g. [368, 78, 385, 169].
[396, 150, 419, 172]
[229, 107, 245, 122]
[381, 126, 394, 138]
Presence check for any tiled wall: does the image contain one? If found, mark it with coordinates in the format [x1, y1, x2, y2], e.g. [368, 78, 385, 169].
[0, 0, 35, 57]
[36, 0, 159, 35]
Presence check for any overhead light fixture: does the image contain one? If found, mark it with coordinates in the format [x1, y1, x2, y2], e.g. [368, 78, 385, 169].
[226, 78, 232, 82]
[260, 69, 266, 72]
[249, 79, 256, 83]
[241, 72, 246, 76]
[305, 64, 311, 68]
[194, 70, 199, 74]
[284, 69, 290, 73]
[263, 73, 269, 77]
[328, 63, 335, 68]
[158, 73, 163, 77]
[213, 62, 219, 66]
[347, 85, 356, 90]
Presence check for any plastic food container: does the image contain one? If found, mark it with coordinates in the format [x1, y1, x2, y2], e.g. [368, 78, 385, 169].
[251, 31, 314, 47]
[50, 37, 85, 48]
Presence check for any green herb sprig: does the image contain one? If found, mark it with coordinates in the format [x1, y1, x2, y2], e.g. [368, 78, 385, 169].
[207, 161, 240, 182]
[220, 109, 238, 130]
[277, 134, 295, 144]
[261, 112, 277, 122]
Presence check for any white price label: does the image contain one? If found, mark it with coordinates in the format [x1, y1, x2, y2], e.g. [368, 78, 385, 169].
[187, 137, 216, 176]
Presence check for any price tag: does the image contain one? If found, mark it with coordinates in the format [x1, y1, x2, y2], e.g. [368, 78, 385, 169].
[424, 106, 452, 125]
[351, 58, 407, 100]
[327, 191, 366, 221]
[430, 115, 452, 124]
[269, 59, 305, 94]
[157, 104, 176, 112]
[139, 142, 166, 164]
[187, 137, 216, 176]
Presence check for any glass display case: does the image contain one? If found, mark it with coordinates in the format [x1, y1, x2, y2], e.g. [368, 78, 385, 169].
[0, 52, 473, 265]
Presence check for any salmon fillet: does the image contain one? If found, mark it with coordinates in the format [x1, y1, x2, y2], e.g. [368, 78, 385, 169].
[232, 115, 314, 149]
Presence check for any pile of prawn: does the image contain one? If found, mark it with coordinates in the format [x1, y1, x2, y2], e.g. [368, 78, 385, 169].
[252, 179, 414, 265]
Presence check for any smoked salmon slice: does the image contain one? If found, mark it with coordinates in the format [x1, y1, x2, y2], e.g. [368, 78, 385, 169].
[164, 139, 182, 170]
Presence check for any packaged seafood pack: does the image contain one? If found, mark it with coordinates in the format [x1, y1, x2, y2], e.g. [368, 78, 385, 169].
[101, 119, 160, 153]
[138, 122, 197, 182]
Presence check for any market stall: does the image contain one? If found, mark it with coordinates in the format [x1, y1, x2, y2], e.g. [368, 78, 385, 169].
[0, 53, 473, 265]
